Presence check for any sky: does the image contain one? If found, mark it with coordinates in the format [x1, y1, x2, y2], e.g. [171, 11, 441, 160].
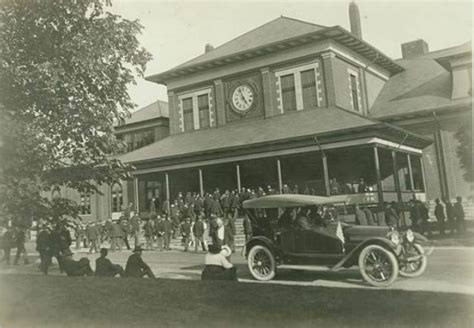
[109, 0, 473, 110]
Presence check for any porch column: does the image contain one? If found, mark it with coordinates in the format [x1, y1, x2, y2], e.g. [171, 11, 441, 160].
[322, 153, 330, 196]
[392, 151, 403, 203]
[165, 173, 171, 214]
[198, 169, 204, 196]
[236, 164, 241, 191]
[276, 159, 283, 194]
[373, 146, 384, 205]
[407, 153, 415, 198]
[133, 177, 139, 212]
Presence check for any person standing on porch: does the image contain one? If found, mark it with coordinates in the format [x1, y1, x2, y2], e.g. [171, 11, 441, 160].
[434, 199, 446, 236]
[143, 219, 155, 250]
[193, 214, 206, 252]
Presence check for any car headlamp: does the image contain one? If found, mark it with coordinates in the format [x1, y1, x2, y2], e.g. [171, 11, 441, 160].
[406, 229, 414, 243]
[389, 231, 400, 245]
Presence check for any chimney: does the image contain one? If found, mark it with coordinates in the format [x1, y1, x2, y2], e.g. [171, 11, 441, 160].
[401, 39, 429, 58]
[349, 1, 362, 39]
[205, 43, 214, 53]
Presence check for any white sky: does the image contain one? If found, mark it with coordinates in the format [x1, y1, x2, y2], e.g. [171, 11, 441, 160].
[110, 0, 473, 110]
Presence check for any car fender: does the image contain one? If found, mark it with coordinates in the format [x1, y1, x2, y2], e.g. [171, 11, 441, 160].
[244, 236, 277, 258]
[331, 237, 399, 271]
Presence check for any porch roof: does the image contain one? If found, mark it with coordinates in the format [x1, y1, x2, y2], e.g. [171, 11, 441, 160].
[118, 107, 430, 166]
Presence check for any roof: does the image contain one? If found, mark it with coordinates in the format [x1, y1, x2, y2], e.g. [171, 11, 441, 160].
[242, 194, 336, 209]
[115, 100, 169, 127]
[118, 106, 427, 165]
[175, 16, 327, 69]
[370, 42, 472, 120]
[146, 17, 404, 84]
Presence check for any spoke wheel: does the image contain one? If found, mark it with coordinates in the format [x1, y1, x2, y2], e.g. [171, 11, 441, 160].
[247, 245, 276, 281]
[359, 244, 399, 287]
[399, 244, 427, 278]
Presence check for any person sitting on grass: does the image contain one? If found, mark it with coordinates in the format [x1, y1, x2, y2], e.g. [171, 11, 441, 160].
[62, 249, 94, 277]
[95, 248, 124, 277]
[124, 246, 155, 279]
[201, 244, 237, 281]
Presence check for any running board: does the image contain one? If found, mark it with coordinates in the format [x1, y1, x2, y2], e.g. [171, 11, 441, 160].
[278, 265, 344, 272]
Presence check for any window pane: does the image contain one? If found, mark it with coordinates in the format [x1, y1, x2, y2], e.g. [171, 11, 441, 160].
[280, 74, 297, 112]
[198, 94, 210, 129]
[182, 97, 194, 132]
[301, 69, 317, 109]
[350, 74, 360, 112]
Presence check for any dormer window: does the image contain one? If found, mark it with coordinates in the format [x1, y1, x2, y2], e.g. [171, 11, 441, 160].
[178, 88, 213, 132]
[276, 61, 323, 113]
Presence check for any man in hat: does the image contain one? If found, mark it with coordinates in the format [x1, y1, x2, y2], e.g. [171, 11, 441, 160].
[86, 222, 100, 254]
[125, 246, 155, 278]
[95, 248, 124, 277]
[180, 217, 192, 252]
[162, 216, 172, 250]
[61, 249, 93, 277]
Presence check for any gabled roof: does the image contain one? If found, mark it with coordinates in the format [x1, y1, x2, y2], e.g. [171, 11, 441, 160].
[370, 41, 472, 120]
[115, 100, 169, 128]
[118, 107, 428, 165]
[146, 17, 404, 84]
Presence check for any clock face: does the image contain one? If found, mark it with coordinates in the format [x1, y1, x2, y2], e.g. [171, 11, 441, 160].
[231, 84, 255, 112]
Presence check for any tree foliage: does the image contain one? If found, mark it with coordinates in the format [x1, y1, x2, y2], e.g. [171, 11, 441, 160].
[455, 121, 473, 182]
[0, 0, 151, 225]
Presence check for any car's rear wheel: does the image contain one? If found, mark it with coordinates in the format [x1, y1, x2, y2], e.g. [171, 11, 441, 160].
[247, 244, 276, 281]
[399, 244, 427, 278]
[358, 244, 399, 287]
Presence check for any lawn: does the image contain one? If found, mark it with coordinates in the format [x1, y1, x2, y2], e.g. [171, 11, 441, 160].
[0, 275, 473, 327]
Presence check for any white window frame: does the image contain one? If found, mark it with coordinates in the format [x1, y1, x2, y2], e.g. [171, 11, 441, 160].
[178, 88, 213, 132]
[275, 61, 322, 114]
[348, 68, 362, 112]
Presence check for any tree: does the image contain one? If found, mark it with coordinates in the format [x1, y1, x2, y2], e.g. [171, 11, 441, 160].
[455, 121, 473, 182]
[0, 0, 151, 226]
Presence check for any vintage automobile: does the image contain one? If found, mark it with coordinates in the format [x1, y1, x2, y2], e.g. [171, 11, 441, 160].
[242, 194, 429, 287]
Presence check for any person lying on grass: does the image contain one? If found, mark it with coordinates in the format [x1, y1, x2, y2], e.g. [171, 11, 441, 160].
[62, 249, 94, 277]
[202, 244, 237, 281]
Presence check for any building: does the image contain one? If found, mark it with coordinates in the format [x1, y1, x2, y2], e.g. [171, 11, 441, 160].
[51, 100, 170, 221]
[116, 3, 471, 222]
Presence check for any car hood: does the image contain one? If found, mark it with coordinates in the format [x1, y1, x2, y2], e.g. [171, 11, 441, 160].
[343, 225, 390, 243]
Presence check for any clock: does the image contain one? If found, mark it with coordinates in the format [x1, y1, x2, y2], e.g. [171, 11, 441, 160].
[231, 84, 255, 113]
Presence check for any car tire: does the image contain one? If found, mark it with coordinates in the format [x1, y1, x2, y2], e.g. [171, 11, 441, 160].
[358, 244, 399, 288]
[399, 244, 427, 278]
[247, 244, 276, 281]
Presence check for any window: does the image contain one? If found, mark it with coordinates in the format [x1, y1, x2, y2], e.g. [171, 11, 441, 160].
[121, 129, 155, 152]
[198, 94, 210, 129]
[276, 62, 322, 113]
[301, 69, 318, 109]
[111, 183, 123, 212]
[178, 89, 212, 132]
[80, 193, 91, 215]
[350, 74, 360, 112]
[182, 97, 194, 132]
[280, 74, 297, 112]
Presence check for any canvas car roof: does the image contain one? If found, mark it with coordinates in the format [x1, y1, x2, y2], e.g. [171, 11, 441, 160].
[242, 194, 345, 209]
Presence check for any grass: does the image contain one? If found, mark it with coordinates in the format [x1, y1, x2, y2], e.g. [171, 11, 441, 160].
[0, 275, 473, 328]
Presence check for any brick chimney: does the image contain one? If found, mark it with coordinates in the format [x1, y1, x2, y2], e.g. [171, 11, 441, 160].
[401, 39, 429, 58]
[349, 1, 362, 39]
[205, 43, 214, 53]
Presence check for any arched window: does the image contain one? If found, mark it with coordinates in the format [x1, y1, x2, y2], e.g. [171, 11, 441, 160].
[111, 183, 123, 213]
[52, 187, 61, 199]
[80, 193, 91, 215]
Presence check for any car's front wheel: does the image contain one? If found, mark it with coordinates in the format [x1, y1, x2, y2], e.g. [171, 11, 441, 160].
[247, 244, 276, 281]
[358, 244, 399, 287]
[399, 244, 427, 278]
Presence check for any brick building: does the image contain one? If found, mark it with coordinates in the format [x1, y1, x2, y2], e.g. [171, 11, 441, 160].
[116, 4, 471, 221]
